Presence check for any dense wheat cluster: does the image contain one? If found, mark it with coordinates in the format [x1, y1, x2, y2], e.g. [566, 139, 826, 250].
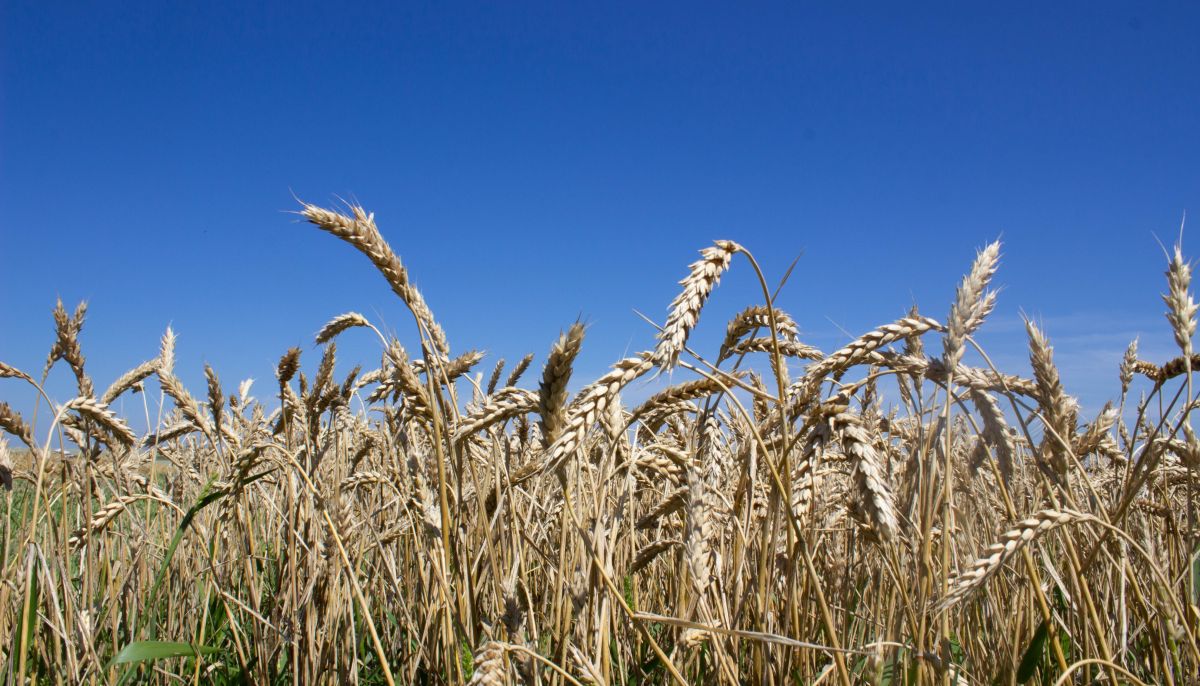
[1, 203, 1197, 685]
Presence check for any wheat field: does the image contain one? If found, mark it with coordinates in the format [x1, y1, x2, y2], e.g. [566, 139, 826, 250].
[0, 201, 1197, 685]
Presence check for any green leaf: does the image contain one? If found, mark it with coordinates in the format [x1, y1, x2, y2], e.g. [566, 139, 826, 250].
[116, 474, 274, 685]
[109, 640, 219, 667]
[946, 634, 965, 664]
[1016, 620, 1050, 684]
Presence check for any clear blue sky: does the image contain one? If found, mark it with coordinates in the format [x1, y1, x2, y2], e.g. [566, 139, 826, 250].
[2, 2, 1199, 424]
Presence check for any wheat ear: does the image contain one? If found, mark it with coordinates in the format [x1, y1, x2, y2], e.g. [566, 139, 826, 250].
[538, 323, 585, 447]
[1164, 244, 1197, 357]
[44, 299, 94, 397]
[68, 495, 142, 548]
[467, 641, 508, 686]
[718, 304, 800, 359]
[0, 438, 11, 491]
[454, 388, 539, 441]
[301, 202, 449, 357]
[938, 509, 1092, 610]
[0, 402, 35, 449]
[542, 354, 655, 476]
[1025, 319, 1076, 476]
[62, 397, 137, 447]
[655, 241, 742, 370]
[101, 359, 158, 405]
[505, 352, 535, 387]
[631, 377, 736, 422]
[315, 312, 372, 345]
[944, 240, 1001, 370]
[786, 316, 943, 415]
[1, 362, 37, 386]
[837, 409, 898, 541]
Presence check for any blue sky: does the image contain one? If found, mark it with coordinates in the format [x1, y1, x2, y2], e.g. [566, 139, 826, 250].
[2, 2, 1199, 426]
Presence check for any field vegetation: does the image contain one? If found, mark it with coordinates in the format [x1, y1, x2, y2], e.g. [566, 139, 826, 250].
[1, 201, 1197, 684]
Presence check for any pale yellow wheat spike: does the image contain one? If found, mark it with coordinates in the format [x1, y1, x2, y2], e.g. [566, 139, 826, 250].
[655, 240, 742, 370]
[938, 508, 1092, 610]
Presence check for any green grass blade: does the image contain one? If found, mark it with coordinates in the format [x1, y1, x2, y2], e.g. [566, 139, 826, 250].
[109, 640, 220, 667]
[1016, 620, 1050, 684]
